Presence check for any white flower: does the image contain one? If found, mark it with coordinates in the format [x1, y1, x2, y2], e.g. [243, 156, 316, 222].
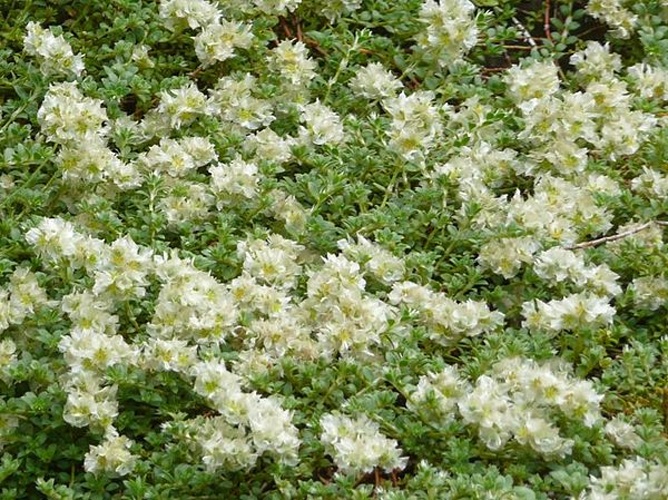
[57, 138, 140, 187]
[194, 20, 254, 66]
[409, 365, 470, 420]
[269, 40, 317, 87]
[417, 0, 478, 66]
[158, 181, 215, 225]
[478, 236, 540, 279]
[521, 293, 615, 333]
[533, 247, 585, 283]
[84, 427, 137, 476]
[159, 0, 221, 30]
[63, 380, 119, 429]
[319, 0, 363, 22]
[207, 74, 273, 130]
[209, 156, 260, 204]
[37, 82, 108, 145]
[628, 63, 668, 101]
[570, 41, 622, 81]
[253, 0, 302, 15]
[605, 416, 642, 449]
[298, 101, 345, 146]
[505, 60, 560, 103]
[350, 62, 403, 100]
[157, 82, 207, 129]
[515, 416, 573, 457]
[191, 416, 257, 471]
[25, 217, 82, 263]
[629, 276, 668, 311]
[320, 412, 407, 475]
[131, 44, 154, 68]
[237, 234, 304, 289]
[586, 0, 637, 39]
[383, 91, 442, 161]
[24, 22, 85, 77]
[338, 235, 405, 285]
[141, 337, 198, 373]
[244, 128, 295, 165]
[247, 396, 300, 465]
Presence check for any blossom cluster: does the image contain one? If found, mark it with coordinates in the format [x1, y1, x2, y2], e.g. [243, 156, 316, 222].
[23, 217, 308, 473]
[187, 361, 301, 469]
[0, 268, 51, 335]
[320, 412, 407, 475]
[508, 49, 657, 168]
[417, 0, 479, 66]
[23, 21, 85, 78]
[37, 82, 141, 189]
[579, 456, 668, 499]
[586, 0, 638, 39]
[388, 281, 504, 343]
[6, 0, 668, 494]
[409, 357, 604, 456]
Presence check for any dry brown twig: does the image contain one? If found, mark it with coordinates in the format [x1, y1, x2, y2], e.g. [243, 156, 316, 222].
[565, 220, 668, 250]
[544, 0, 553, 42]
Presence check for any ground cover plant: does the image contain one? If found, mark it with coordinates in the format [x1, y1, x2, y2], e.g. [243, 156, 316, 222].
[1, 0, 668, 497]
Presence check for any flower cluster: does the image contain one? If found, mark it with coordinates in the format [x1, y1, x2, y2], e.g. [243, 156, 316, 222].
[532, 247, 622, 297]
[25, 220, 145, 454]
[298, 101, 345, 147]
[349, 62, 403, 101]
[474, 174, 617, 263]
[207, 74, 274, 131]
[139, 136, 216, 178]
[237, 234, 305, 290]
[209, 156, 261, 205]
[320, 412, 407, 475]
[388, 281, 504, 343]
[586, 0, 637, 39]
[252, 0, 302, 16]
[319, 0, 363, 23]
[157, 82, 208, 129]
[269, 40, 317, 91]
[159, 0, 220, 30]
[84, 428, 137, 476]
[578, 457, 668, 499]
[417, 0, 478, 66]
[35, 82, 143, 188]
[629, 276, 668, 311]
[383, 91, 443, 162]
[9, 0, 668, 494]
[185, 360, 301, 469]
[23, 21, 85, 78]
[37, 82, 108, 145]
[508, 49, 657, 167]
[195, 20, 254, 67]
[521, 293, 616, 334]
[303, 253, 396, 359]
[160, 0, 255, 66]
[0, 268, 51, 334]
[627, 63, 668, 101]
[410, 357, 604, 456]
[150, 250, 238, 344]
[337, 235, 405, 285]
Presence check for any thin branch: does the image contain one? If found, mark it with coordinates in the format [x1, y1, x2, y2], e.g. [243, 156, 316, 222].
[544, 0, 553, 42]
[293, 14, 303, 42]
[566, 221, 668, 250]
[503, 44, 535, 50]
[279, 16, 293, 38]
[512, 16, 537, 47]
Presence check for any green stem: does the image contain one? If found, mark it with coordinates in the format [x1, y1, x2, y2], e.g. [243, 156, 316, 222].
[0, 157, 53, 213]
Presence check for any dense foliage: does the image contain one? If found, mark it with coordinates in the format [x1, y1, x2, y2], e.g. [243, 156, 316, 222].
[1, 0, 668, 497]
